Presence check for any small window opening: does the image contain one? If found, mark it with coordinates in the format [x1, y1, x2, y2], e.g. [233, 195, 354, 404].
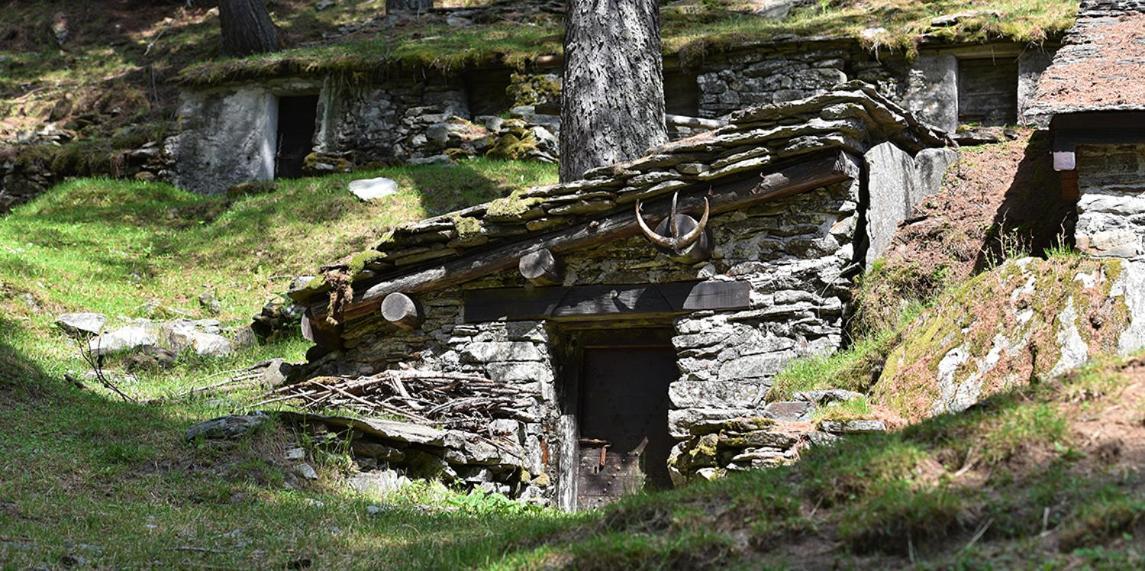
[957, 58, 1019, 126]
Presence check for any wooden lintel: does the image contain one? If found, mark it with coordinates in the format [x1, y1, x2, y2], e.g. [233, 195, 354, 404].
[312, 151, 858, 324]
[462, 280, 752, 323]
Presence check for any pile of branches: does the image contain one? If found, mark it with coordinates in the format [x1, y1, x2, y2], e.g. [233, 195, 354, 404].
[259, 370, 536, 429]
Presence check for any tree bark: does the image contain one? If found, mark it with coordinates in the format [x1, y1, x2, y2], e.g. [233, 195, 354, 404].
[219, 0, 281, 57]
[559, 0, 668, 182]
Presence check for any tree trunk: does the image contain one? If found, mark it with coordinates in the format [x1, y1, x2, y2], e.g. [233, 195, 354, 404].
[386, 0, 434, 13]
[219, 0, 281, 57]
[559, 0, 668, 182]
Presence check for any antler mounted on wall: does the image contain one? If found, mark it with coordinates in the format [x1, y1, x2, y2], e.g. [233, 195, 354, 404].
[635, 191, 713, 262]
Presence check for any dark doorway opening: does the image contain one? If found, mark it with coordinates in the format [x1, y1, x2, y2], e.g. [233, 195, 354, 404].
[275, 95, 319, 179]
[663, 69, 700, 117]
[563, 328, 676, 510]
[957, 58, 1018, 126]
[464, 69, 514, 117]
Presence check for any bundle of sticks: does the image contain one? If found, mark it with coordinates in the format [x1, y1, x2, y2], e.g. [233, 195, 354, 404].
[258, 369, 537, 429]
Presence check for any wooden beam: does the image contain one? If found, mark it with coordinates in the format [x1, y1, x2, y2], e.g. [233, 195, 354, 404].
[380, 292, 423, 330]
[313, 151, 858, 323]
[519, 248, 563, 286]
[462, 280, 752, 323]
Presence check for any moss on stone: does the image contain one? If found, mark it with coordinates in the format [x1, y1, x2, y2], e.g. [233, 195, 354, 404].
[347, 249, 385, 276]
[485, 131, 539, 161]
[485, 190, 544, 221]
[872, 257, 1138, 422]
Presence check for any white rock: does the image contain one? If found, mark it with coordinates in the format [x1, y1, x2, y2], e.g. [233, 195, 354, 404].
[56, 312, 106, 338]
[88, 325, 158, 356]
[294, 463, 319, 481]
[285, 447, 306, 461]
[348, 177, 399, 202]
[164, 320, 233, 357]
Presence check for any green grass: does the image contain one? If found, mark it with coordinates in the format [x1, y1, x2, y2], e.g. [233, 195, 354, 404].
[0, 161, 570, 568]
[521, 356, 1145, 567]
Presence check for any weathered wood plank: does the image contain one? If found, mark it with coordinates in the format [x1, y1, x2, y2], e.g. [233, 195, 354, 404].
[313, 151, 858, 324]
[462, 280, 751, 323]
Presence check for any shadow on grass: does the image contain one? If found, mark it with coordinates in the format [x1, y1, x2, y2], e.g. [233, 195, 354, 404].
[0, 314, 574, 569]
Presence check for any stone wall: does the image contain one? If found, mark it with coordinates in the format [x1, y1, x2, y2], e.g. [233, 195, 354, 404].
[1076, 144, 1145, 259]
[695, 43, 904, 119]
[307, 178, 863, 505]
[170, 86, 280, 195]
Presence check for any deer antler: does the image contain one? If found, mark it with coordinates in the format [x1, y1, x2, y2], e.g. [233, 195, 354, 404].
[634, 192, 710, 253]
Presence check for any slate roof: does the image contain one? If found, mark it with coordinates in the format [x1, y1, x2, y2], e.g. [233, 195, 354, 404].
[290, 82, 951, 318]
[1026, 0, 1145, 121]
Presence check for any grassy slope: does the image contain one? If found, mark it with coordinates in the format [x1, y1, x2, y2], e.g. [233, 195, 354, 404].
[508, 354, 1145, 569]
[0, 161, 558, 567]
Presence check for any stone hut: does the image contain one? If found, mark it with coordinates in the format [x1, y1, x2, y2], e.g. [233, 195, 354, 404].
[171, 30, 1048, 194]
[1026, 0, 1145, 260]
[285, 84, 956, 510]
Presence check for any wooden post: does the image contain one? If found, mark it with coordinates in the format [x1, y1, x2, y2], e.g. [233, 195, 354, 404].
[381, 292, 423, 330]
[519, 248, 563, 286]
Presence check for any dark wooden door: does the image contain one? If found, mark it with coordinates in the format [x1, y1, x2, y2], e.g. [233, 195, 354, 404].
[275, 95, 319, 179]
[576, 346, 675, 509]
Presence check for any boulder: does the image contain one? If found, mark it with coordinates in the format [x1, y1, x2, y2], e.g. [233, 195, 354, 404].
[347, 469, 411, 496]
[185, 413, 269, 441]
[164, 320, 233, 357]
[348, 177, 399, 202]
[88, 324, 158, 356]
[56, 312, 106, 338]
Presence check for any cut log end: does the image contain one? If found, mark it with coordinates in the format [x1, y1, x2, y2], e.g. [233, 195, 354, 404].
[519, 248, 563, 286]
[381, 292, 423, 330]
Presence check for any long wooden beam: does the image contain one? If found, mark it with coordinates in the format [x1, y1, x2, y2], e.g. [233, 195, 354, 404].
[463, 280, 752, 323]
[312, 151, 859, 324]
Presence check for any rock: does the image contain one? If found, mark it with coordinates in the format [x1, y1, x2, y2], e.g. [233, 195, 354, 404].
[56, 312, 106, 338]
[408, 155, 452, 166]
[315, 0, 335, 10]
[124, 346, 177, 372]
[366, 504, 388, 516]
[444, 432, 508, 465]
[446, 14, 473, 27]
[764, 400, 814, 421]
[258, 358, 292, 388]
[185, 413, 269, 441]
[88, 324, 158, 356]
[198, 289, 221, 316]
[285, 447, 306, 460]
[351, 440, 407, 462]
[164, 320, 233, 357]
[347, 469, 410, 497]
[294, 463, 319, 480]
[818, 419, 886, 434]
[792, 389, 864, 405]
[348, 177, 399, 202]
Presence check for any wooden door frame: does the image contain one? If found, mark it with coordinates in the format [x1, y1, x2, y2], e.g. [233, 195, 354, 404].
[552, 325, 675, 511]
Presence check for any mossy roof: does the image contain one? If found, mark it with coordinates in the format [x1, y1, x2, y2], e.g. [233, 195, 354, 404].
[178, 0, 1076, 86]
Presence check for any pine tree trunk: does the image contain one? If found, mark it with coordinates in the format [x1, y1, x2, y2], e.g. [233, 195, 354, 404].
[219, 0, 281, 57]
[559, 0, 667, 182]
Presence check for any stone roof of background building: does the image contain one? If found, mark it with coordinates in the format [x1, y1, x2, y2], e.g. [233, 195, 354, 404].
[1026, 0, 1145, 122]
[290, 82, 951, 319]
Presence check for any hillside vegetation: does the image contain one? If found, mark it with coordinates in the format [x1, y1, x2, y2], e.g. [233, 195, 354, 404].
[3, 129, 1145, 566]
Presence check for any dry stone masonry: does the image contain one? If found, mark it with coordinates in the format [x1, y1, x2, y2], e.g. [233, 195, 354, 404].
[282, 84, 955, 507]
